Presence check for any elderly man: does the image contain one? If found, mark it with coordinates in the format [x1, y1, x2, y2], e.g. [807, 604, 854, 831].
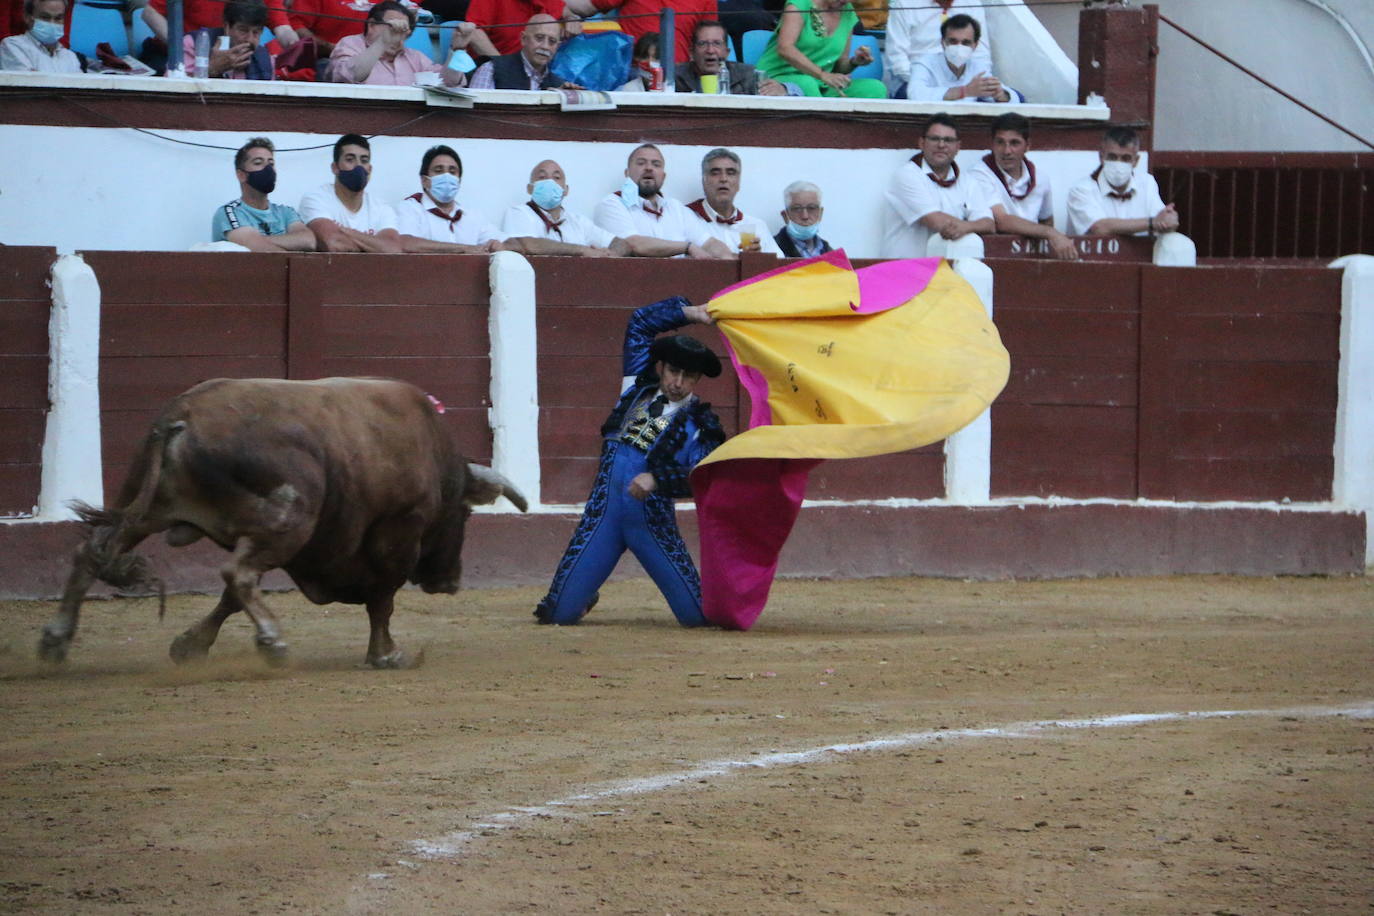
[298, 134, 403, 253]
[687, 148, 781, 255]
[212, 137, 316, 251]
[881, 113, 994, 258]
[330, 0, 463, 86]
[883, 0, 988, 98]
[0, 0, 79, 71]
[594, 144, 734, 259]
[502, 159, 630, 255]
[534, 297, 724, 627]
[906, 14, 1021, 103]
[674, 20, 784, 96]
[469, 14, 572, 90]
[467, 0, 577, 56]
[971, 113, 1077, 261]
[180, 0, 274, 80]
[1067, 125, 1180, 238]
[774, 180, 833, 258]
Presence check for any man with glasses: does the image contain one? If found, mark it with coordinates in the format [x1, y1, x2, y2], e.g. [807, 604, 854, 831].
[330, 0, 464, 86]
[881, 112, 994, 257]
[674, 19, 785, 95]
[773, 180, 832, 258]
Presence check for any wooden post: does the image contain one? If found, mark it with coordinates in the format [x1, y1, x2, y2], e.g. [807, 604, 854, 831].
[1078, 3, 1159, 146]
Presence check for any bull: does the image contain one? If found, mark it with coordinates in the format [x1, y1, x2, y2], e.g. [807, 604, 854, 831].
[38, 377, 527, 669]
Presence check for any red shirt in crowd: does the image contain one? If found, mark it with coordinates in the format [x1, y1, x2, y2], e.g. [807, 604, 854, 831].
[148, 0, 290, 32]
[466, 0, 565, 55]
[287, 0, 377, 47]
[591, 0, 716, 65]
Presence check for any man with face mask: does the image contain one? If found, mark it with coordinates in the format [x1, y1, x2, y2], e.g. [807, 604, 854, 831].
[773, 180, 833, 259]
[298, 134, 404, 253]
[1, 0, 80, 72]
[1067, 125, 1180, 238]
[906, 14, 1021, 103]
[501, 159, 630, 256]
[883, 0, 989, 98]
[212, 137, 317, 251]
[687, 148, 781, 256]
[593, 143, 734, 260]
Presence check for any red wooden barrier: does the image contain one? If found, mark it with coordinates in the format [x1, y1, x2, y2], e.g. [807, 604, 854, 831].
[0, 246, 56, 517]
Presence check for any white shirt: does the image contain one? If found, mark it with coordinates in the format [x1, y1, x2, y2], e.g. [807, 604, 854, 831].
[1066, 168, 1166, 236]
[298, 183, 399, 235]
[881, 156, 993, 258]
[685, 199, 782, 255]
[502, 202, 618, 247]
[593, 193, 715, 252]
[905, 50, 1021, 103]
[882, 0, 991, 91]
[970, 155, 1053, 224]
[396, 193, 504, 244]
[0, 32, 81, 73]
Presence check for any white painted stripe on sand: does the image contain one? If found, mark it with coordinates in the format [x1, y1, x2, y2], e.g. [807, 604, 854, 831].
[404, 702, 1374, 863]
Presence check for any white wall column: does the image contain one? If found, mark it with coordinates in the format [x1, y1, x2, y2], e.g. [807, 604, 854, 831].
[487, 250, 542, 509]
[37, 254, 103, 520]
[1331, 254, 1374, 570]
[943, 256, 995, 504]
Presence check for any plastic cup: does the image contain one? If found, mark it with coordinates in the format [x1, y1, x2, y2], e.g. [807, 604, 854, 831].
[738, 230, 757, 250]
[700, 73, 719, 95]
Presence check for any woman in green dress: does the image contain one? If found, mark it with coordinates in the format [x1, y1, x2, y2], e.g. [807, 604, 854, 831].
[755, 0, 886, 99]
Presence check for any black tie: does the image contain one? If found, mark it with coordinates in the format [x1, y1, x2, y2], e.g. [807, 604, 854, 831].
[647, 394, 669, 418]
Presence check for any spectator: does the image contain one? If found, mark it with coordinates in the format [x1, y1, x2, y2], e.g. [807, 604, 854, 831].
[883, 0, 988, 98]
[396, 145, 504, 252]
[330, 0, 462, 85]
[687, 148, 782, 255]
[181, 0, 275, 80]
[467, 0, 576, 57]
[1067, 125, 1180, 238]
[674, 19, 784, 95]
[288, 0, 389, 60]
[1, 0, 79, 72]
[773, 180, 832, 258]
[142, 0, 297, 56]
[566, 0, 711, 67]
[298, 133, 403, 252]
[212, 138, 316, 251]
[881, 113, 993, 257]
[905, 13, 1020, 103]
[754, 0, 885, 99]
[971, 113, 1077, 260]
[469, 13, 570, 89]
[594, 143, 734, 259]
[502, 159, 631, 255]
[619, 31, 658, 91]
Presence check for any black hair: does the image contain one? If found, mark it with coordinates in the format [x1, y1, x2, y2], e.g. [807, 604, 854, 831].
[420, 144, 463, 177]
[941, 13, 981, 42]
[333, 133, 370, 163]
[367, 0, 415, 31]
[991, 112, 1031, 141]
[223, 0, 268, 28]
[1103, 125, 1140, 149]
[923, 113, 959, 139]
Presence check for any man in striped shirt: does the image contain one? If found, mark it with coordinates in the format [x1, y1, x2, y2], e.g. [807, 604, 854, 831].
[211, 137, 317, 251]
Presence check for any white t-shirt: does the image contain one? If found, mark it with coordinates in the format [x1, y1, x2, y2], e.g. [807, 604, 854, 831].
[1066, 168, 1166, 236]
[881, 156, 993, 258]
[970, 155, 1053, 224]
[298, 183, 398, 235]
[396, 193, 505, 245]
[0, 32, 81, 73]
[685, 199, 782, 255]
[593, 193, 715, 252]
[502, 202, 618, 247]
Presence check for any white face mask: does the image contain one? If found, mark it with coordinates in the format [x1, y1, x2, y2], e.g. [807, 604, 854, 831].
[619, 176, 641, 209]
[943, 43, 973, 69]
[1101, 159, 1134, 188]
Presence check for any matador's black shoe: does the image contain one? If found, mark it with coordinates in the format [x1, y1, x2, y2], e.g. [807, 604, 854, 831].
[533, 591, 599, 625]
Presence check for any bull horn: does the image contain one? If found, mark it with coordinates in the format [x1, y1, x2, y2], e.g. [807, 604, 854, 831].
[465, 464, 529, 512]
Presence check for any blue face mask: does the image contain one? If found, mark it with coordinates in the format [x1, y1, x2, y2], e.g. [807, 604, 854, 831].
[31, 18, 63, 46]
[530, 178, 565, 211]
[619, 176, 641, 209]
[427, 172, 460, 204]
[337, 164, 369, 192]
[786, 220, 820, 241]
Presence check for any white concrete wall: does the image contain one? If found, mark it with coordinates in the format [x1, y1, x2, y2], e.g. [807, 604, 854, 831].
[1032, 0, 1374, 151]
[0, 123, 1103, 257]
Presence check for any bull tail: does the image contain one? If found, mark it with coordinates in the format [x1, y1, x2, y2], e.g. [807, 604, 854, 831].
[464, 464, 529, 512]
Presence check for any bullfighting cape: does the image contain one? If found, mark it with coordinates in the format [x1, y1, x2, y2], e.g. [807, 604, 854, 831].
[691, 250, 1010, 630]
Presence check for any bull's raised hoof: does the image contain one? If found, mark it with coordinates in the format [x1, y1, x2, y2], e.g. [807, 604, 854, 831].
[168, 629, 213, 665]
[367, 647, 424, 670]
[37, 627, 71, 665]
[255, 636, 290, 667]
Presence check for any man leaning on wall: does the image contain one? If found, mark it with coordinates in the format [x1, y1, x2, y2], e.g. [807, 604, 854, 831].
[1067, 125, 1180, 238]
[212, 137, 317, 252]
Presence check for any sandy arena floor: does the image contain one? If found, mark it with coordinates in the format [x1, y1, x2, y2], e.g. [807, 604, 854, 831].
[1, 573, 1371, 914]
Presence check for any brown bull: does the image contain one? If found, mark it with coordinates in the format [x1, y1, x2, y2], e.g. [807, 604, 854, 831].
[38, 377, 527, 669]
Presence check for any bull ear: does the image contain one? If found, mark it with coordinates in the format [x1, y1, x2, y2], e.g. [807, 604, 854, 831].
[464, 464, 529, 512]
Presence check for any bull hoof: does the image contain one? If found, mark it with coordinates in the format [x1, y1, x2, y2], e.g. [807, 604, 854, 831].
[367, 648, 424, 670]
[255, 637, 290, 668]
[169, 631, 211, 665]
[37, 628, 70, 665]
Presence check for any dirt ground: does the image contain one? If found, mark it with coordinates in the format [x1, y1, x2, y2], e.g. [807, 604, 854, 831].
[1, 573, 1371, 915]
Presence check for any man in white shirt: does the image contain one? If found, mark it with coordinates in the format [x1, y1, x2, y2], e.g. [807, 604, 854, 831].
[298, 134, 403, 253]
[906, 14, 1021, 103]
[396, 144, 506, 253]
[883, 0, 989, 99]
[971, 113, 1077, 261]
[501, 159, 630, 256]
[593, 144, 734, 260]
[686, 148, 782, 256]
[1066, 125, 1180, 238]
[0, 0, 81, 73]
[882, 113, 994, 258]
